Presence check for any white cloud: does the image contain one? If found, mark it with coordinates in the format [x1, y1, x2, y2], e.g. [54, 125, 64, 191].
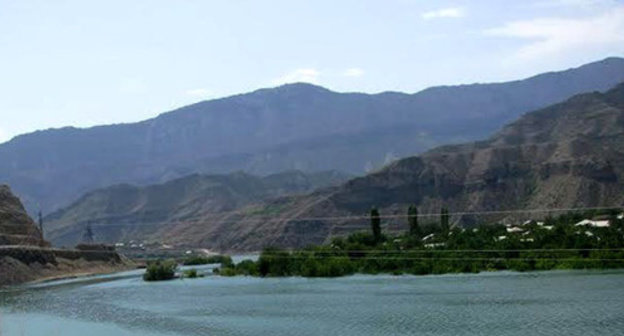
[421, 7, 464, 20]
[342, 68, 365, 77]
[485, 6, 624, 61]
[185, 88, 214, 98]
[270, 68, 320, 86]
[532, 0, 616, 9]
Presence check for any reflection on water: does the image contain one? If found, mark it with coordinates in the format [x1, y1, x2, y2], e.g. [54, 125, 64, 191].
[1, 269, 624, 336]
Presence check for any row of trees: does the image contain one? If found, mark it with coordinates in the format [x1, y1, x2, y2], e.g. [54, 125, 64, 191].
[217, 208, 624, 277]
[369, 205, 450, 241]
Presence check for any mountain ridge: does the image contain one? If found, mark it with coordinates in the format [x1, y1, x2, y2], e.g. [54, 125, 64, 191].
[8, 57, 624, 142]
[2, 57, 624, 214]
[44, 82, 624, 251]
[44, 170, 352, 247]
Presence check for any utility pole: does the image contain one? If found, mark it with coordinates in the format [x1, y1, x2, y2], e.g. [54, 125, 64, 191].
[82, 222, 94, 243]
[38, 211, 44, 239]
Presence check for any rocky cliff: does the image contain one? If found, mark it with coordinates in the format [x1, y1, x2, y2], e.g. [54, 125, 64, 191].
[0, 185, 131, 286]
[0, 185, 46, 246]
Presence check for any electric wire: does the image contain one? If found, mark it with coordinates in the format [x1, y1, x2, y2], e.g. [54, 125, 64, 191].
[79, 205, 624, 228]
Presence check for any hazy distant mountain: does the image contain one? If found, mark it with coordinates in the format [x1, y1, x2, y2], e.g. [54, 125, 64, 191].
[46, 83, 624, 251]
[44, 170, 351, 247]
[2, 57, 624, 213]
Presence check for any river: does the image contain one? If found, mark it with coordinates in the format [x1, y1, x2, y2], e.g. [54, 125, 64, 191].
[1, 268, 623, 336]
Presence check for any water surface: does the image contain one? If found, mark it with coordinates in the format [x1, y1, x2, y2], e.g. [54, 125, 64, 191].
[1, 269, 623, 335]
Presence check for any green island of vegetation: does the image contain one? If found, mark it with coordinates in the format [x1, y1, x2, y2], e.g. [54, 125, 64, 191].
[214, 207, 624, 278]
[183, 255, 234, 267]
[143, 259, 178, 281]
[143, 255, 232, 281]
[182, 268, 201, 278]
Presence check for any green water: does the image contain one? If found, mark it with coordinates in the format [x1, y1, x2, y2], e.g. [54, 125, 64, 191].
[1, 268, 624, 336]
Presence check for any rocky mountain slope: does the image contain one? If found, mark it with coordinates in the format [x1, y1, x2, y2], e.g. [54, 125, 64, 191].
[231, 82, 624, 250]
[0, 185, 46, 246]
[45, 83, 624, 252]
[0, 185, 131, 286]
[2, 57, 624, 214]
[44, 170, 351, 247]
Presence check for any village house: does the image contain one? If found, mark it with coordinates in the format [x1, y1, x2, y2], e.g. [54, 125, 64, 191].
[575, 219, 610, 228]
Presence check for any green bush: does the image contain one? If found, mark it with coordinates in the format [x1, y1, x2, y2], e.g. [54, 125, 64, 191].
[183, 255, 233, 266]
[143, 259, 177, 281]
[218, 267, 238, 277]
[235, 259, 259, 276]
[258, 248, 293, 276]
[183, 269, 198, 278]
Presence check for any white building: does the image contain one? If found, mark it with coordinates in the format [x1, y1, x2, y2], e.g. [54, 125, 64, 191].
[424, 243, 446, 248]
[422, 233, 435, 241]
[575, 219, 610, 228]
[522, 220, 545, 226]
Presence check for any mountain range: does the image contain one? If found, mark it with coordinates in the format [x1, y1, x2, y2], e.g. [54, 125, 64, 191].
[44, 170, 351, 247]
[45, 82, 624, 251]
[2, 57, 624, 214]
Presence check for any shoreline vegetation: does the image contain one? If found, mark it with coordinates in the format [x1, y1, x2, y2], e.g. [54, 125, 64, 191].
[210, 208, 624, 278]
[142, 208, 624, 281]
[143, 255, 232, 281]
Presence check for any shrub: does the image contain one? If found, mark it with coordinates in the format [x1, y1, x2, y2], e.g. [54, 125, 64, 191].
[258, 248, 293, 276]
[183, 269, 198, 278]
[143, 259, 177, 281]
[219, 267, 238, 277]
[183, 255, 233, 266]
[235, 259, 259, 276]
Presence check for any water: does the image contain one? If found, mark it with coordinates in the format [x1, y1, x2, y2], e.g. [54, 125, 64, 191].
[1, 269, 624, 336]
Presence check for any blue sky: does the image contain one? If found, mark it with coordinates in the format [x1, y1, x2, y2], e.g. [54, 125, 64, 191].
[1, 0, 623, 143]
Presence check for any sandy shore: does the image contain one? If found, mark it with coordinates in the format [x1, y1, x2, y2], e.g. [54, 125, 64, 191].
[0, 247, 136, 287]
[26, 260, 137, 285]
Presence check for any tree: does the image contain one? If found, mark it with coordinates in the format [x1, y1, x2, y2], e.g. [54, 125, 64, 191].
[440, 207, 449, 232]
[408, 205, 420, 237]
[370, 207, 381, 242]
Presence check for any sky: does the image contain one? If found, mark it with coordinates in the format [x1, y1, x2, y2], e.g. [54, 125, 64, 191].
[1, 0, 623, 143]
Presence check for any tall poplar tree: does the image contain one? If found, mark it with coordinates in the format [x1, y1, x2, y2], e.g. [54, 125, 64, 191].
[440, 207, 449, 232]
[408, 205, 420, 237]
[370, 207, 381, 242]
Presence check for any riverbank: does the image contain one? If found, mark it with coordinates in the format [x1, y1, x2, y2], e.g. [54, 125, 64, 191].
[0, 246, 135, 286]
[214, 210, 624, 278]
